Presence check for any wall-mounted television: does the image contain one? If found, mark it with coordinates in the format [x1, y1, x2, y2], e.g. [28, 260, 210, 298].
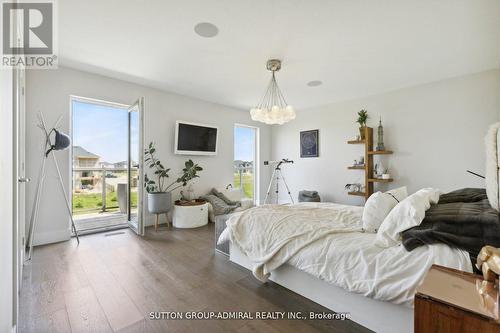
[174, 121, 218, 156]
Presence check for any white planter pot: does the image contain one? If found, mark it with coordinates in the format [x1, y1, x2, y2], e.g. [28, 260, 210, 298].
[147, 192, 172, 214]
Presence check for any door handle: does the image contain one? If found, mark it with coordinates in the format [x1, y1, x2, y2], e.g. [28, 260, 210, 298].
[18, 177, 31, 183]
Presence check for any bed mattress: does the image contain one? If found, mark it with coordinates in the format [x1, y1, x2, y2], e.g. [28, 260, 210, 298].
[219, 202, 472, 307]
[286, 229, 471, 306]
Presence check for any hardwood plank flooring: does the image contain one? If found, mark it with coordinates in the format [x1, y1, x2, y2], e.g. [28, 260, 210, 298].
[19, 224, 372, 333]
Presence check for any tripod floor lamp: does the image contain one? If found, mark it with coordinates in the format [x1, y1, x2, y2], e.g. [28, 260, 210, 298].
[26, 112, 80, 261]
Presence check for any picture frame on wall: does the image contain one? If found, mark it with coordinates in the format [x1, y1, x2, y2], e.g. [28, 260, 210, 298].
[300, 129, 319, 158]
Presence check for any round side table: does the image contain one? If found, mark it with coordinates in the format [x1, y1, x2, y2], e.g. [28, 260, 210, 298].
[173, 200, 209, 229]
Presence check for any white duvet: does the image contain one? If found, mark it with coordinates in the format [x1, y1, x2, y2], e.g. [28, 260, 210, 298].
[219, 202, 472, 306]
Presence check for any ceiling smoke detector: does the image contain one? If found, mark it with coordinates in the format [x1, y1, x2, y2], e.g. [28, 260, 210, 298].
[307, 80, 323, 87]
[194, 22, 219, 38]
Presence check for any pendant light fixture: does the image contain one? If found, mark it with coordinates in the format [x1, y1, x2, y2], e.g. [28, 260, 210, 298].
[250, 59, 296, 125]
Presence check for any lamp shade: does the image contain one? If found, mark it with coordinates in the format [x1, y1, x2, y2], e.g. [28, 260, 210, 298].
[53, 129, 71, 151]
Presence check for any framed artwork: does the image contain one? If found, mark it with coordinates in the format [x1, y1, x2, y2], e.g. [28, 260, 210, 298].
[300, 130, 319, 158]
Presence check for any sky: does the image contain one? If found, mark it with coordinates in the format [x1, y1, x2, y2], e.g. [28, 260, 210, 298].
[234, 126, 255, 162]
[72, 100, 138, 163]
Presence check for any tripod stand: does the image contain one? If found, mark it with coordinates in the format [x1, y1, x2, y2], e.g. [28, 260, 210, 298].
[264, 159, 294, 204]
[26, 112, 80, 261]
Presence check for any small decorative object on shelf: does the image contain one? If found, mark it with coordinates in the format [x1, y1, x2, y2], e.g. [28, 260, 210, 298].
[356, 109, 368, 140]
[374, 162, 386, 178]
[376, 116, 385, 151]
[345, 183, 363, 193]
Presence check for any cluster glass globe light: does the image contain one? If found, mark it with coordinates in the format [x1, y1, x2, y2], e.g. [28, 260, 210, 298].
[250, 59, 296, 125]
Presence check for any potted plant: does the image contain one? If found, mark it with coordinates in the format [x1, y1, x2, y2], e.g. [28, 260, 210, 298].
[144, 142, 203, 215]
[356, 109, 368, 140]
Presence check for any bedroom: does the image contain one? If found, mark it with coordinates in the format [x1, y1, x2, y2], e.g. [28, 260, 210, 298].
[1, 1, 500, 332]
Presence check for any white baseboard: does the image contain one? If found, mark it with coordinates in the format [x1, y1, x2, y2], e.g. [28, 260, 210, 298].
[33, 229, 70, 246]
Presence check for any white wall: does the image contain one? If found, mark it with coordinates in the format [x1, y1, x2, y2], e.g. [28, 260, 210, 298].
[0, 68, 14, 332]
[271, 70, 500, 206]
[26, 66, 271, 245]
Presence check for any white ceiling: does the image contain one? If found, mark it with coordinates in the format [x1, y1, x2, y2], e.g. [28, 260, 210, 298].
[59, 0, 500, 110]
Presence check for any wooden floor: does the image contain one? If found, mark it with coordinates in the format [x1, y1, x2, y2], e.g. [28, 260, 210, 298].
[19, 223, 372, 333]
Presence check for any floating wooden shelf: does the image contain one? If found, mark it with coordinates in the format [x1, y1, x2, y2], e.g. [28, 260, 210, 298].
[368, 150, 393, 155]
[347, 140, 365, 144]
[347, 127, 395, 200]
[348, 191, 366, 197]
[348, 165, 365, 170]
[368, 178, 393, 183]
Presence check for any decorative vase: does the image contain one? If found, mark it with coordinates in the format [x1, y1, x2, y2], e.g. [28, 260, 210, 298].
[147, 192, 172, 214]
[359, 126, 366, 140]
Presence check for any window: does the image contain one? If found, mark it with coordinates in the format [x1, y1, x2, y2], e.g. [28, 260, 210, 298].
[234, 125, 258, 203]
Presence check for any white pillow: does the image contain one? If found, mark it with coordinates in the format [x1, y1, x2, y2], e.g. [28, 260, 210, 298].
[362, 187, 408, 233]
[386, 186, 409, 202]
[375, 188, 441, 248]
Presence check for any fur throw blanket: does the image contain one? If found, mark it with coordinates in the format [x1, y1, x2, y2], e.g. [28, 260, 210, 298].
[401, 188, 500, 258]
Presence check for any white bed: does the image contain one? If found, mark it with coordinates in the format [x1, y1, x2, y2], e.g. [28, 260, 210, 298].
[219, 201, 472, 333]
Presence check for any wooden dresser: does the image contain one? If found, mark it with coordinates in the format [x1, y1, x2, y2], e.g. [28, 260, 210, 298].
[415, 265, 500, 333]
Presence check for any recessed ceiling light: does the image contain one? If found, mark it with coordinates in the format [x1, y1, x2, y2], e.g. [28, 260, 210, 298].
[307, 80, 323, 87]
[194, 22, 219, 38]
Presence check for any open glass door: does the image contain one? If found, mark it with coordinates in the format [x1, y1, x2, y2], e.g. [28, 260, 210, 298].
[127, 97, 144, 235]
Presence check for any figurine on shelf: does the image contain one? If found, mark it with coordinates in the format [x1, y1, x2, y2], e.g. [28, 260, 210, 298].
[374, 163, 386, 178]
[376, 116, 385, 151]
[353, 159, 365, 167]
[345, 183, 362, 193]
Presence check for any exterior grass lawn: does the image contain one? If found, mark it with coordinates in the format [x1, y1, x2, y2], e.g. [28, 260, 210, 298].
[234, 173, 254, 199]
[72, 191, 138, 215]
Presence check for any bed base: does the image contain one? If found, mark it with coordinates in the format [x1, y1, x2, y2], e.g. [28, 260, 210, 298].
[230, 243, 413, 333]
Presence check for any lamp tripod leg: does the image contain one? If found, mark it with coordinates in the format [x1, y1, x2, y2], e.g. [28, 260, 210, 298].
[51, 152, 80, 244]
[26, 154, 47, 261]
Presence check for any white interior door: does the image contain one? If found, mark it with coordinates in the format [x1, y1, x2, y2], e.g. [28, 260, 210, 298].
[127, 97, 144, 235]
[13, 67, 26, 330]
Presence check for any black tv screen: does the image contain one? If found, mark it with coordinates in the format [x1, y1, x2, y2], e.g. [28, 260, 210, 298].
[175, 122, 218, 155]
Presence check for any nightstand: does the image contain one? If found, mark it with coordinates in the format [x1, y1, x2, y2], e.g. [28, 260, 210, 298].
[415, 264, 500, 333]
